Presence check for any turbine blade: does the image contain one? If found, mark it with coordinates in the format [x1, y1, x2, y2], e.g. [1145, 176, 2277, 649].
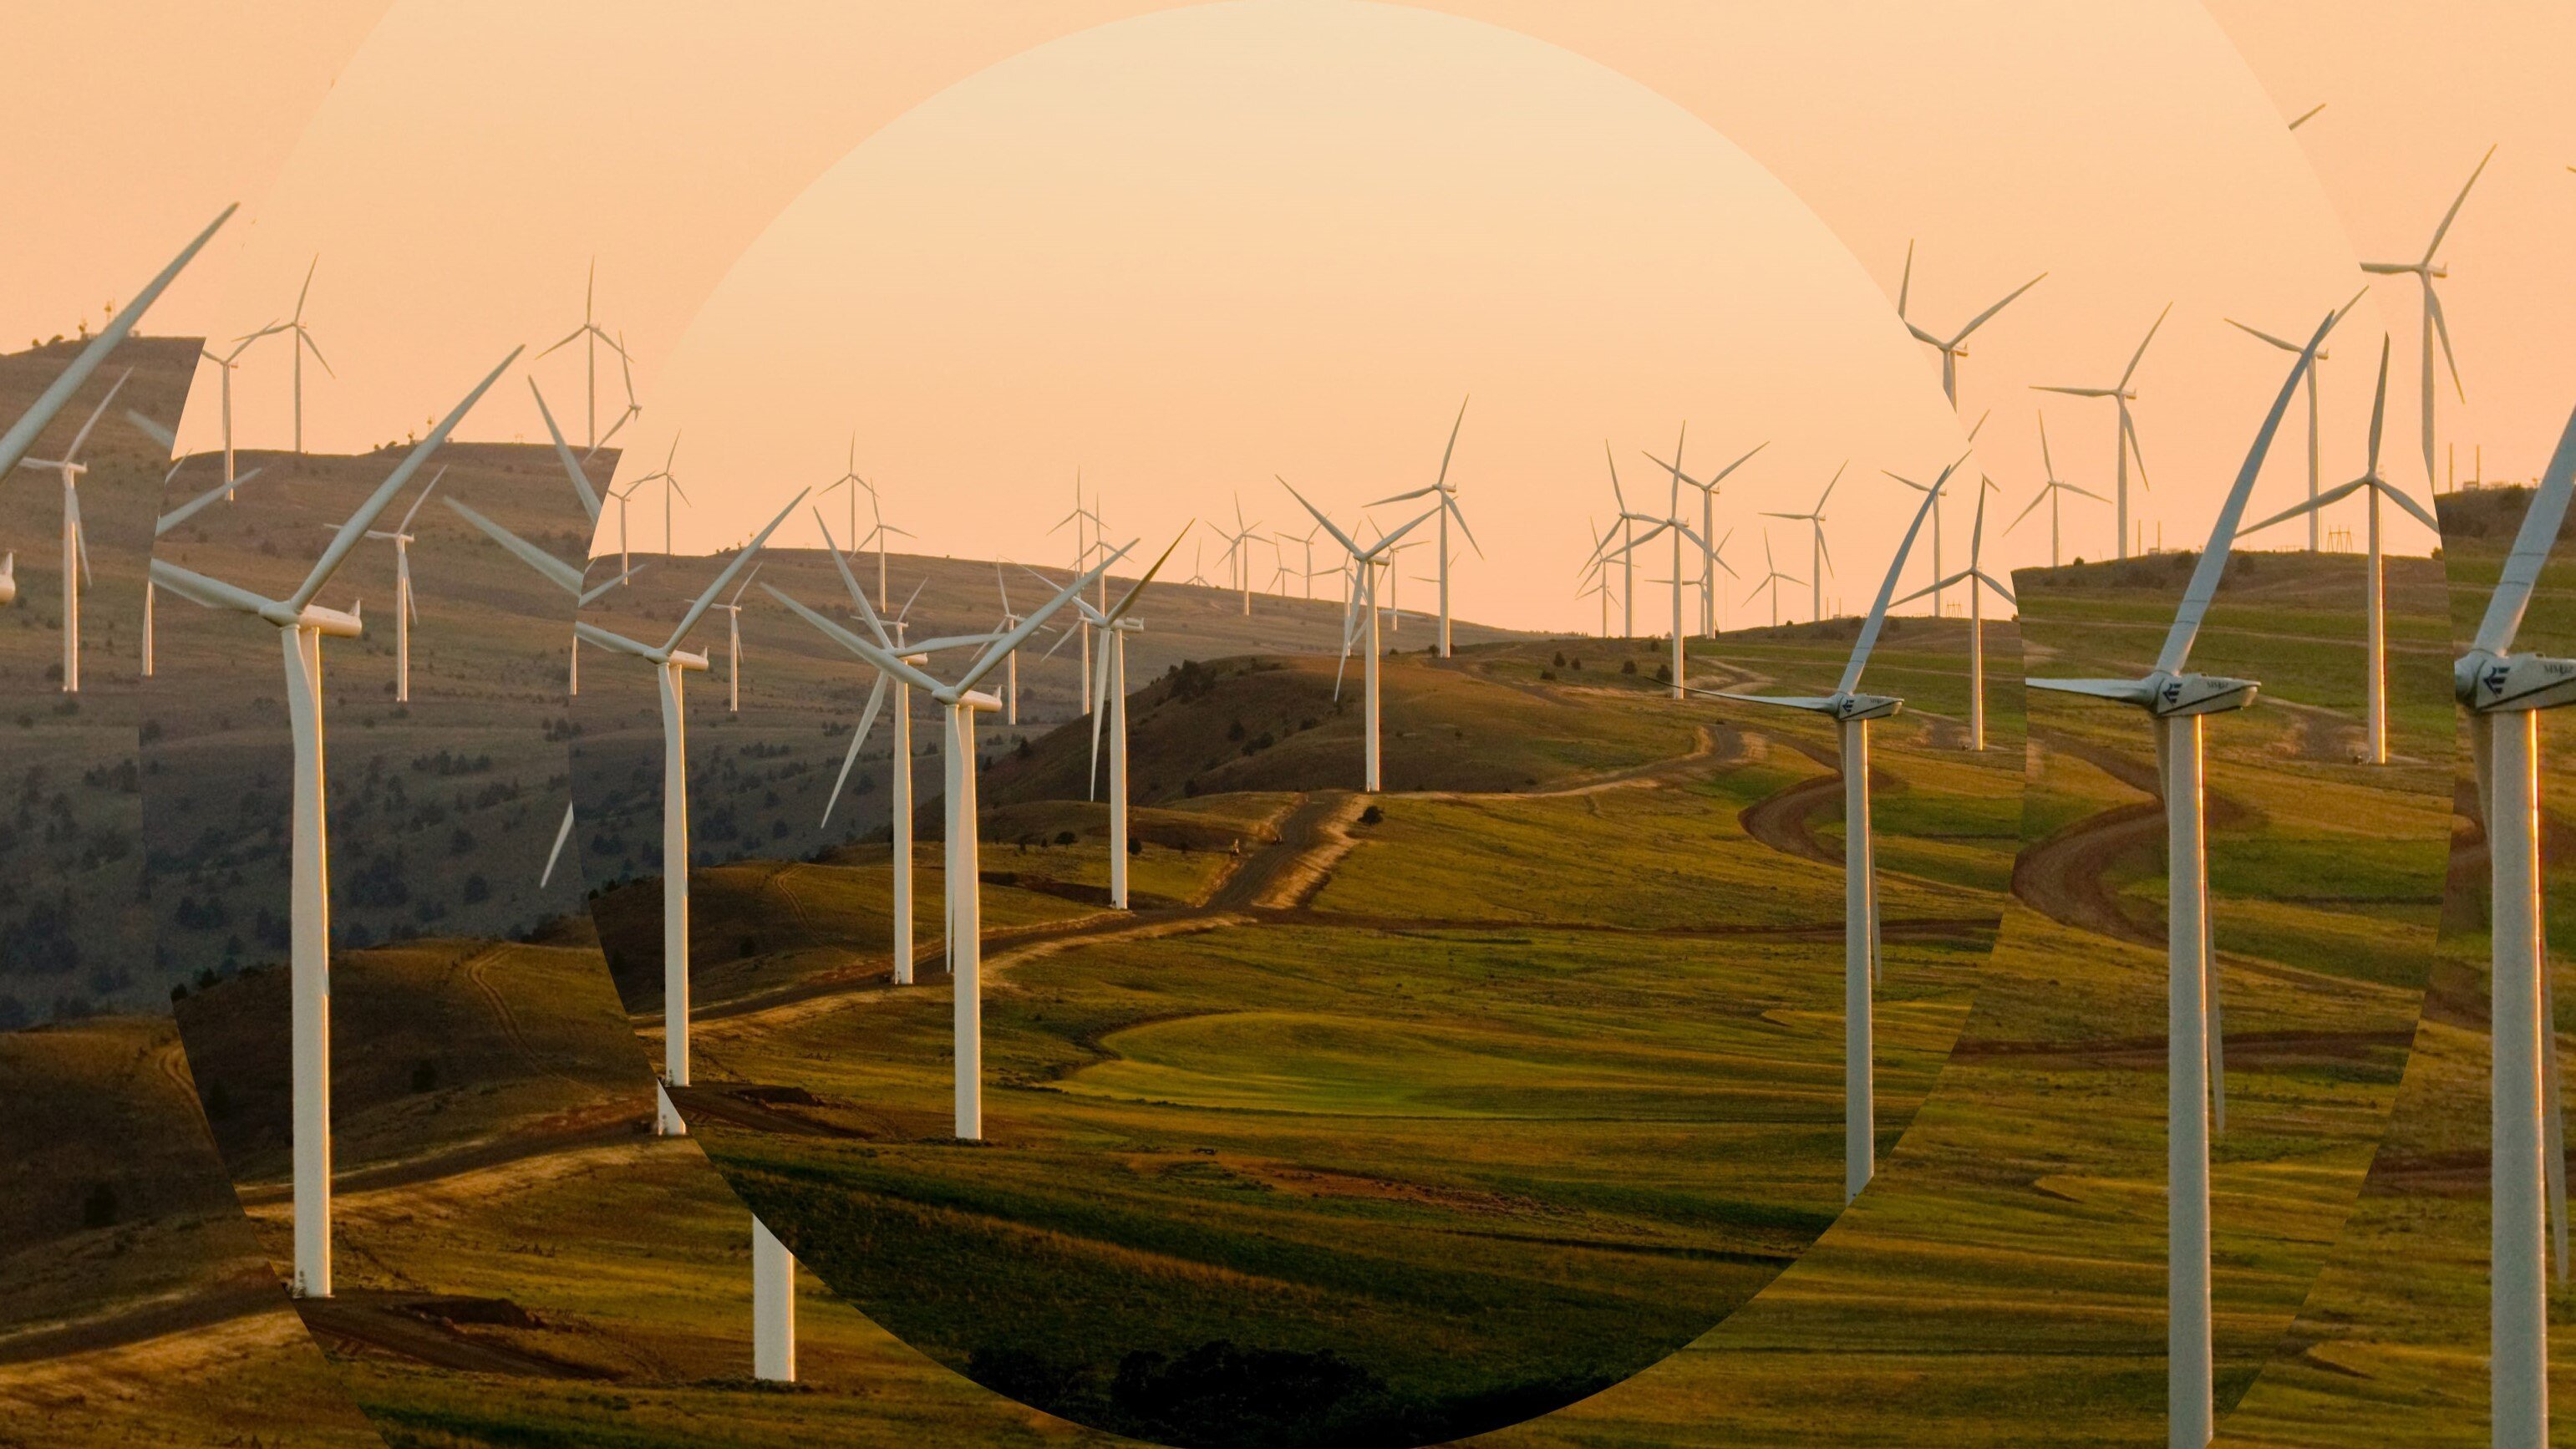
[541, 802, 575, 890]
[763, 585, 943, 694]
[62, 369, 132, 464]
[1951, 271, 2047, 343]
[2423, 143, 2497, 262]
[530, 379, 603, 522]
[2473, 397, 2576, 654]
[958, 541, 1134, 693]
[124, 407, 176, 453]
[150, 558, 282, 617]
[2155, 313, 2333, 674]
[821, 674, 890, 830]
[292, 347, 521, 611]
[2366, 335, 2391, 475]
[445, 498, 584, 594]
[397, 465, 445, 532]
[1838, 458, 1952, 694]
[662, 491, 805, 656]
[2121, 302, 2173, 387]
[2428, 284, 2467, 402]
[0, 204, 233, 480]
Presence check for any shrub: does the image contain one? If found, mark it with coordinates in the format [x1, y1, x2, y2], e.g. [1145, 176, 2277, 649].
[1359, 805, 1384, 826]
[1620, 658, 1637, 675]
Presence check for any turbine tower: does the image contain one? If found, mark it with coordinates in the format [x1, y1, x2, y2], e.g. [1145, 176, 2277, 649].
[16, 371, 130, 692]
[201, 329, 269, 497]
[1643, 435, 1766, 638]
[1283, 481, 1437, 791]
[1700, 463, 1952, 1200]
[2026, 317, 2330, 1447]
[362, 467, 443, 704]
[769, 547, 1126, 1141]
[1896, 240, 2047, 407]
[150, 348, 519, 1300]
[1761, 464, 1844, 623]
[1051, 474, 1103, 709]
[2360, 145, 2494, 493]
[2452, 397, 2576, 1449]
[2035, 303, 2171, 560]
[1217, 496, 1263, 617]
[625, 435, 689, 554]
[1368, 398, 1478, 658]
[1603, 443, 1640, 638]
[2006, 411, 2106, 568]
[264, 256, 335, 456]
[2239, 338, 2440, 765]
[713, 565, 763, 714]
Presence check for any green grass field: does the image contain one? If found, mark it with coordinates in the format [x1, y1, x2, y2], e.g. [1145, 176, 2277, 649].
[664, 628, 2015, 1446]
[1469, 549, 2447, 1446]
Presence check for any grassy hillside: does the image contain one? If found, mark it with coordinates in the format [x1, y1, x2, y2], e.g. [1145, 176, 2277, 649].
[661, 624, 2012, 1446]
[1475, 548, 2447, 1446]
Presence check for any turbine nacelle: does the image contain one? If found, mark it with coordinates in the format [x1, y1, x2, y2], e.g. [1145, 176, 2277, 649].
[2457, 649, 2576, 714]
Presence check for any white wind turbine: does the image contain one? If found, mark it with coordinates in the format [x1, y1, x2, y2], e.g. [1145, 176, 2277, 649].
[536, 258, 630, 452]
[1698, 465, 1951, 1202]
[1217, 497, 1263, 617]
[1282, 481, 1437, 792]
[260, 256, 334, 456]
[1368, 398, 1479, 658]
[151, 348, 520, 1299]
[520, 380, 627, 696]
[1642, 435, 1766, 638]
[713, 566, 763, 714]
[2025, 317, 2328, 1448]
[1744, 531, 1802, 629]
[3, 206, 234, 485]
[2224, 289, 2368, 552]
[815, 436, 879, 583]
[992, 563, 1023, 725]
[362, 467, 443, 704]
[1894, 471, 2014, 750]
[17, 371, 130, 693]
[1896, 240, 2048, 408]
[2035, 303, 2171, 560]
[1761, 465, 1845, 623]
[1594, 426, 1710, 699]
[574, 493, 802, 1137]
[1603, 443, 1642, 638]
[1885, 411, 1989, 618]
[2006, 411, 2107, 568]
[201, 330, 270, 499]
[1066, 536, 1187, 909]
[1051, 475, 1103, 709]
[806, 529, 992, 990]
[2238, 338, 2440, 766]
[769, 543, 1129, 1141]
[1576, 515, 1619, 639]
[2452, 399, 2576, 1449]
[2360, 145, 2495, 494]
[625, 435, 689, 554]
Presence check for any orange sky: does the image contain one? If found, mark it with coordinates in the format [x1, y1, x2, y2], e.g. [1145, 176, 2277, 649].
[10, 2, 2570, 633]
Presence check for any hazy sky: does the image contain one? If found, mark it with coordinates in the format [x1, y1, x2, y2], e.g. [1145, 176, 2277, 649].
[11, 3, 2569, 632]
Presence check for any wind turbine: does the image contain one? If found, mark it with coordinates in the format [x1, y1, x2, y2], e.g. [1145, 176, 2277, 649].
[1595, 426, 1709, 699]
[2025, 317, 2329, 1447]
[1576, 515, 1619, 639]
[1051, 475, 1103, 709]
[2452, 398, 2576, 1449]
[817, 435, 872, 566]
[262, 256, 334, 456]
[2227, 290, 2369, 552]
[2035, 303, 2171, 560]
[2240, 338, 2441, 766]
[1368, 398, 1479, 658]
[992, 563, 1024, 725]
[2361, 145, 2496, 496]
[1896, 473, 2015, 750]
[360, 467, 443, 704]
[150, 348, 520, 1299]
[537, 258, 627, 451]
[714, 566, 763, 714]
[446, 498, 640, 697]
[1697, 462, 1951, 1202]
[3, 206, 233, 484]
[625, 435, 689, 553]
[1761, 464, 1844, 623]
[769, 544, 1129, 1141]
[1603, 443, 1640, 638]
[1282, 481, 1437, 791]
[1896, 240, 2047, 408]
[16, 371, 129, 692]
[1744, 531, 1802, 629]
[1643, 436, 1766, 638]
[806, 530, 984, 990]
[1064, 535, 1186, 908]
[1217, 497, 1263, 617]
[201, 329, 268, 497]
[574, 494, 803, 1137]
[2006, 411, 2107, 567]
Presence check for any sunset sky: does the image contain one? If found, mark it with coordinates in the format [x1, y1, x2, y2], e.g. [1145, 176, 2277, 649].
[8, 2, 2569, 633]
